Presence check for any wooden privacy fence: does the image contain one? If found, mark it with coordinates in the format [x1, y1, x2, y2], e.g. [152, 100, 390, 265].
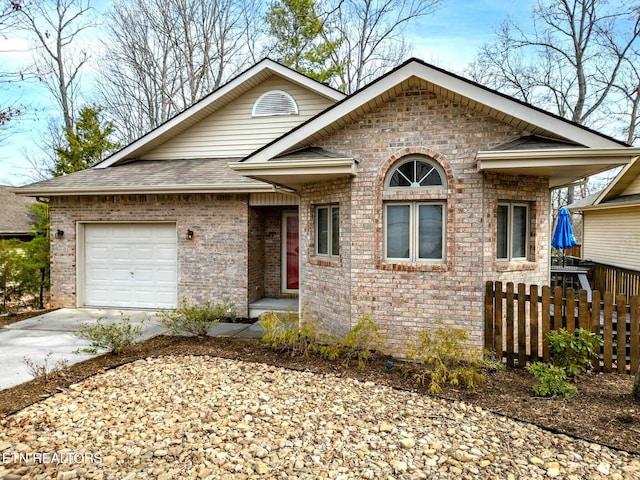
[484, 281, 640, 375]
[593, 263, 640, 304]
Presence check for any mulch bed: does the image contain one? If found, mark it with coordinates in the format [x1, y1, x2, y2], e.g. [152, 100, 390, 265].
[1, 316, 638, 456]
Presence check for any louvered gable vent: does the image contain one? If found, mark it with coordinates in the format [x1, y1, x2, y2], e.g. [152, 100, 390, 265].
[252, 90, 298, 117]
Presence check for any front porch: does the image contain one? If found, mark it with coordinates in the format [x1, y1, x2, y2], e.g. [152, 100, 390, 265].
[246, 195, 300, 318]
[249, 297, 299, 318]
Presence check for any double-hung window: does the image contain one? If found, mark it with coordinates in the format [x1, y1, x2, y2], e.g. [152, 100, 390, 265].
[385, 202, 445, 261]
[497, 202, 529, 261]
[316, 205, 339, 257]
[383, 157, 447, 263]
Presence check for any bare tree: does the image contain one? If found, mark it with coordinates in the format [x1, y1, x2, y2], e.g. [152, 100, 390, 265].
[610, 55, 640, 145]
[0, 0, 21, 38]
[466, 0, 640, 129]
[98, 0, 259, 142]
[325, 0, 443, 93]
[466, 0, 640, 207]
[0, 0, 24, 140]
[14, 0, 96, 132]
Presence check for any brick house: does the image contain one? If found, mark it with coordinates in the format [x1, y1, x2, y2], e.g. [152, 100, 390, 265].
[16, 58, 640, 353]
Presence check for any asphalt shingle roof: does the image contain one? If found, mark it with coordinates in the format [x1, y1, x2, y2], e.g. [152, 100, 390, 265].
[0, 185, 37, 235]
[16, 158, 269, 195]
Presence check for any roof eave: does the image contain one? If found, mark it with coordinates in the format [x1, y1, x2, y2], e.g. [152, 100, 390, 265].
[570, 200, 640, 212]
[242, 60, 630, 164]
[477, 148, 640, 188]
[230, 159, 357, 190]
[14, 183, 278, 197]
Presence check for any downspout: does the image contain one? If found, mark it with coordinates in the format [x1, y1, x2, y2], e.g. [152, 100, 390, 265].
[481, 170, 485, 289]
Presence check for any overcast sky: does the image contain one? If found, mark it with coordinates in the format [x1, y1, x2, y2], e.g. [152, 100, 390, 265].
[0, 0, 534, 186]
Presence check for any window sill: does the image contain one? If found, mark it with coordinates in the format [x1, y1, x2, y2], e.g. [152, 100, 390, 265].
[496, 261, 537, 272]
[378, 261, 449, 272]
[309, 256, 341, 267]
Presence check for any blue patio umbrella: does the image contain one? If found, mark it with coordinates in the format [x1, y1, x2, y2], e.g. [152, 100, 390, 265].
[551, 207, 577, 266]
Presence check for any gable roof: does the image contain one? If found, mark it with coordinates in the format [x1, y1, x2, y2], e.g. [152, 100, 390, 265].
[235, 58, 639, 189]
[97, 58, 346, 169]
[0, 185, 37, 236]
[241, 58, 629, 165]
[569, 157, 640, 211]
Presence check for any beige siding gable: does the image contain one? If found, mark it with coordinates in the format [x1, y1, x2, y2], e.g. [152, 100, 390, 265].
[621, 173, 640, 196]
[583, 207, 640, 270]
[142, 77, 335, 160]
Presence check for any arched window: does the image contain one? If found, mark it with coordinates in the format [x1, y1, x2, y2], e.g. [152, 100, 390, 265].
[383, 157, 447, 262]
[252, 90, 298, 117]
[385, 157, 445, 189]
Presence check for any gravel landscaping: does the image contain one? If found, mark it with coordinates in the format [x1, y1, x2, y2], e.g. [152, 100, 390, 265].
[1, 355, 639, 479]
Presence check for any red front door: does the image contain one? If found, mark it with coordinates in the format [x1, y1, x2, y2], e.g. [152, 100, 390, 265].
[284, 213, 299, 291]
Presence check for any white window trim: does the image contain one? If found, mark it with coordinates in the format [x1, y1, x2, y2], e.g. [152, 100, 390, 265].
[315, 204, 339, 258]
[384, 157, 447, 190]
[497, 202, 530, 261]
[384, 202, 446, 263]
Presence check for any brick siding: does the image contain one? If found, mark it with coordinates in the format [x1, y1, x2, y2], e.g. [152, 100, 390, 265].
[47, 83, 552, 355]
[49, 194, 253, 316]
[300, 85, 550, 354]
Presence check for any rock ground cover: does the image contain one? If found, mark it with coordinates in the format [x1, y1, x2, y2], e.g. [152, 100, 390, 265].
[1, 313, 639, 479]
[1, 355, 639, 480]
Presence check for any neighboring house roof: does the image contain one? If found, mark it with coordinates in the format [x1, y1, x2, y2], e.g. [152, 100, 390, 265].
[15, 159, 278, 196]
[567, 190, 602, 210]
[235, 58, 640, 189]
[569, 157, 640, 211]
[0, 185, 37, 237]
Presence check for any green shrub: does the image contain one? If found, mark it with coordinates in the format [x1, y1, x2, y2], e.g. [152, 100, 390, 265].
[23, 352, 69, 380]
[74, 315, 144, 355]
[259, 309, 319, 357]
[546, 328, 602, 376]
[159, 297, 236, 336]
[482, 349, 506, 371]
[318, 315, 385, 368]
[408, 324, 485, 394]
[528, 362, 578, 398]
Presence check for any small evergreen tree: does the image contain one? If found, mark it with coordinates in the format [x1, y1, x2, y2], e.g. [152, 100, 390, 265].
[52, 105, 120, 177]
[15, 203, 50, 309]
[0, 239, 22, 311]
[266, 0, 344, 85]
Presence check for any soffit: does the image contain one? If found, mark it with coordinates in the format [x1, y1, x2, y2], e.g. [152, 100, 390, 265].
[597, 157, 640, 202]
[476, 148, 640, 188]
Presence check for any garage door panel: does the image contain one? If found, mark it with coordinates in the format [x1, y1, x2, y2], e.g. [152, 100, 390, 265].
[155, 247, 177, 261]
[84, 224, 177, 309]
[156, 269, 177, 282]
[132, 250, 155, 263]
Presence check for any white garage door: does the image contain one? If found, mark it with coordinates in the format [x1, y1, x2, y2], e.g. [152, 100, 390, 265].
[84, 223, 177, 309]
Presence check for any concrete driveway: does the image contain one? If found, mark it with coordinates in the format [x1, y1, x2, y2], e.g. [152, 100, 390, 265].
[0, 308, 165, 391]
